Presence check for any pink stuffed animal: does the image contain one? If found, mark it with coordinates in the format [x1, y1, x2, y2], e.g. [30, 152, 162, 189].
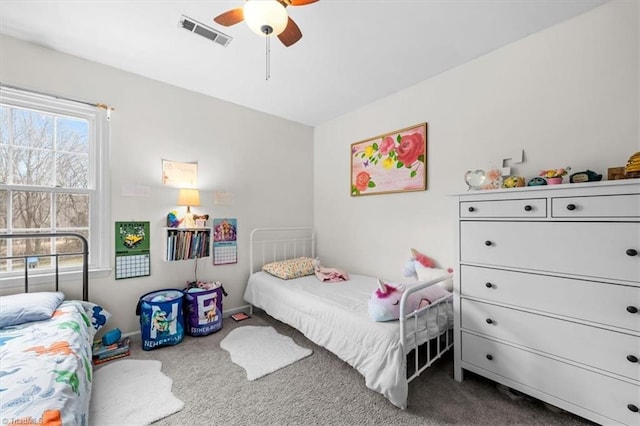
[368, 278, 450, 322]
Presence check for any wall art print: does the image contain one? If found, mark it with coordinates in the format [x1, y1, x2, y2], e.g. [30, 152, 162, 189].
[351, 123, 427, 196]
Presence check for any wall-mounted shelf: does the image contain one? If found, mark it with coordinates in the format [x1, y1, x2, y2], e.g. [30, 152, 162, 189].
[163, 227, 211, 261]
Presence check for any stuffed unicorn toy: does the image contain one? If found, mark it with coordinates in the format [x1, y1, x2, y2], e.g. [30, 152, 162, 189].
[403, 248, 454, 291]
[368, 278, 450, 322]
[402, 248, 435, 277]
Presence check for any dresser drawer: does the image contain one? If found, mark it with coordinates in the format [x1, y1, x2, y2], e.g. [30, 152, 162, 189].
[460, 265, 640, 332]
[460, 221, 640, 283]
[552, 194, 640, 218]
[461, 332, 640, 426]
[460, 198, 546, 218]
[461, 299, 640, 381]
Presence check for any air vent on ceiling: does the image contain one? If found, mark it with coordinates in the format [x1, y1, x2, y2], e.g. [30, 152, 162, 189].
[180, 15, 232, 47]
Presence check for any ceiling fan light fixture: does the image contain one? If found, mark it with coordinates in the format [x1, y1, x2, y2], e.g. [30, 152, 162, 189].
[244, 0, 288, 36]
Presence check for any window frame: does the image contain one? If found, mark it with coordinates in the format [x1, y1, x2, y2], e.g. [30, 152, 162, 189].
[0, 86, 111, 286]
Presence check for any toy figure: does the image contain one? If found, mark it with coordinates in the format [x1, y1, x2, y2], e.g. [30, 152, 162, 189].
[167, 211, 182, 228]
[569, 170, 602, 183]
[502, 176, 525, 188]
[402, 248, 435, 277]
[527, 177, 547, 186]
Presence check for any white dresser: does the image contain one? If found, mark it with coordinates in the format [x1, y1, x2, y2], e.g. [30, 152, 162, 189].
[454, 179, 640, 425]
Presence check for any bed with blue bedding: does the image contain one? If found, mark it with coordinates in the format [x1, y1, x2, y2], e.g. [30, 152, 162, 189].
[0, 233, 106, 426]
[0, 299, 98, 425]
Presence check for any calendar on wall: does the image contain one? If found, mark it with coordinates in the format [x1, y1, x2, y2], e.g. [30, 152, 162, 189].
[213, 218, 237, 265]
[115, 221, 151, 279]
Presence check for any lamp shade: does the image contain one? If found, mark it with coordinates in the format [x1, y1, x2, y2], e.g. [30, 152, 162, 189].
[244, 0, 288, 36]
[177, 189, 200, 207]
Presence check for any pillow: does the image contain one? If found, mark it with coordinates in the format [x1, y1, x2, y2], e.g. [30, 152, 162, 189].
[0, 291, 65, 328]
[415, 263, 453, 292]
[78, 300, 112, 331]
[262, 257, 315, 280]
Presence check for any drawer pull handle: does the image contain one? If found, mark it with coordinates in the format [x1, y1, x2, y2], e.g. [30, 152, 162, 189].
[566, 203, 576, 211]
[524, 205, 532, 212]
[627, 355, 639, 363]
[485, 318, 493, 324]
[627, 306, 639, 314]
[468, 206, 475, 212]
[486, 354, 493, 361]
[626, 249, 638, 257]
[485, 282, 493, 288]
[628, 404, 639, 413]
[485, 241, 492, 246]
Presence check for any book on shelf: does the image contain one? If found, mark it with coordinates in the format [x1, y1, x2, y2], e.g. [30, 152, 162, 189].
[92, 337, 130, 358]
[93, 350, 131, 365]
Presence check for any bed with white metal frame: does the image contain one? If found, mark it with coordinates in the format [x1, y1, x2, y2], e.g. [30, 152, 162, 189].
[244, 227, 453, 408]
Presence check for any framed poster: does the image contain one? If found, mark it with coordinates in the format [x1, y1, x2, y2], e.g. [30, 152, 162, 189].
[351, 123, 427, 196]
[162, 160, 198, 187]
[213, 218, 237, 265]
[115, 221, 150, 279]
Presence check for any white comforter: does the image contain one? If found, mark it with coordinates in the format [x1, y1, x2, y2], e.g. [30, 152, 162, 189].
[244, 272, 452, 408]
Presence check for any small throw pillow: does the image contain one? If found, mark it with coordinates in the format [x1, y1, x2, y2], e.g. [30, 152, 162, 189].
[262, 257, 315, 280]
[0, 291, 65, 328]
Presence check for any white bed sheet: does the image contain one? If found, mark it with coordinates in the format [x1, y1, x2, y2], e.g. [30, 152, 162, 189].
[244, 271, 452, 408]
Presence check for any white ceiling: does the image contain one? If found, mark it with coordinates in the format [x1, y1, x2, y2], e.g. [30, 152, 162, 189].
[0, 0, 607, 126]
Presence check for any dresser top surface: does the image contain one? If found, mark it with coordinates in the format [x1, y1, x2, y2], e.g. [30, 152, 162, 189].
[455, 178, 640, 200]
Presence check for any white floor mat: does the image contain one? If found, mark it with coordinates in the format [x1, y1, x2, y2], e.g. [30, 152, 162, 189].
[220, 325, 312, 381]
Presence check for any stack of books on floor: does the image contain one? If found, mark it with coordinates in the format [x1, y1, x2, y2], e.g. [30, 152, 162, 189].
[92, 337, 131, 365]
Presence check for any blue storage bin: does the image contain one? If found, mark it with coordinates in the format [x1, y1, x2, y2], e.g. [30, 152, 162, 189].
[135, 289, 185, 351]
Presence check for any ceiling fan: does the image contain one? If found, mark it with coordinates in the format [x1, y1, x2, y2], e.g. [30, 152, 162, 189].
[213, 0, 319, 47]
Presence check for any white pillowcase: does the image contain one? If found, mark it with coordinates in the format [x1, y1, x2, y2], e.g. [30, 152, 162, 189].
[0, 291, 65, 328]
[414, 264, 453, 292]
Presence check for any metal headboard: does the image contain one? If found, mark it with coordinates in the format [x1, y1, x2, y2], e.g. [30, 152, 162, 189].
[0, 232, 89, 301]
[249, 227, 315, 275]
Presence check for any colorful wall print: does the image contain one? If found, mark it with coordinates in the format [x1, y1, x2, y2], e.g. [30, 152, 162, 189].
[115, 221, 150, 279]
[213, 218, 237, 265]
[351, 123, 427, 196]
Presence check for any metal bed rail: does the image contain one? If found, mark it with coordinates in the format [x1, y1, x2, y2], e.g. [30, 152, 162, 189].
[0, 232, 89, 301]
[400, 274, 454, 383]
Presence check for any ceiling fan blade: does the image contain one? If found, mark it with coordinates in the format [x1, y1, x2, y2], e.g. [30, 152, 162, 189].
[213, 8, 244, 26]
[289, 0, 319, 5]
[278, 17, 302, 47]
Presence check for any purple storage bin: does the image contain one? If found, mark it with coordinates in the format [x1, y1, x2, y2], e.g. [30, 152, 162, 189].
[183, 284, 225, 336]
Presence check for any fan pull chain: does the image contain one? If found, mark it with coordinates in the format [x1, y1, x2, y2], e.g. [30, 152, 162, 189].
[265, 35, 271, 80]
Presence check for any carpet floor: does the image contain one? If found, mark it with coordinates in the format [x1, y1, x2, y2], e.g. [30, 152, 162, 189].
[122, 309, 595, 425]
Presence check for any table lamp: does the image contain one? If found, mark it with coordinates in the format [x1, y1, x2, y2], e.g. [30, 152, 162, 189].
[177, 189, 200, 228]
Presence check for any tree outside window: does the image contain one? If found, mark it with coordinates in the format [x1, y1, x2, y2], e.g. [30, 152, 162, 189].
[1, 92, 101, 274]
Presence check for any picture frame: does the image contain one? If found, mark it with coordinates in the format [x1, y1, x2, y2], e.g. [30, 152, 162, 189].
[351, 123, 427, 196]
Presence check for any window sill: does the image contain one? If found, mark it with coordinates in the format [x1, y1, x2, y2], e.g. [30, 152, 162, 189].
[0, 267, 112, 291]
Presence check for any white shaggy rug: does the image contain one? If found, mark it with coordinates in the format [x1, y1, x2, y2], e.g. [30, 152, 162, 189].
[220, 326, 313, 381]
[89, 359, 184, 425]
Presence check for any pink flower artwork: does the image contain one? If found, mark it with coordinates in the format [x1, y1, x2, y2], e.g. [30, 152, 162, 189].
[351, 123, 427, 196]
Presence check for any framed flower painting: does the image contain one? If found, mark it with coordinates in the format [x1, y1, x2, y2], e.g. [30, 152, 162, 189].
[351, 123, 427, 196]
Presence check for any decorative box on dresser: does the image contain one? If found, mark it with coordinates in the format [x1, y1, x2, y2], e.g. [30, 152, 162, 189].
[454, 179, 640, 425]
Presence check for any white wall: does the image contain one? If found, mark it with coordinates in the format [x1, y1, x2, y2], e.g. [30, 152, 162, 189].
[314, 0, 639, 281]
[0, 35, 314, 334]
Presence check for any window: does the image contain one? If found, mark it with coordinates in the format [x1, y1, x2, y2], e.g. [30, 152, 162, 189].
[0, 87, 110, 280]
